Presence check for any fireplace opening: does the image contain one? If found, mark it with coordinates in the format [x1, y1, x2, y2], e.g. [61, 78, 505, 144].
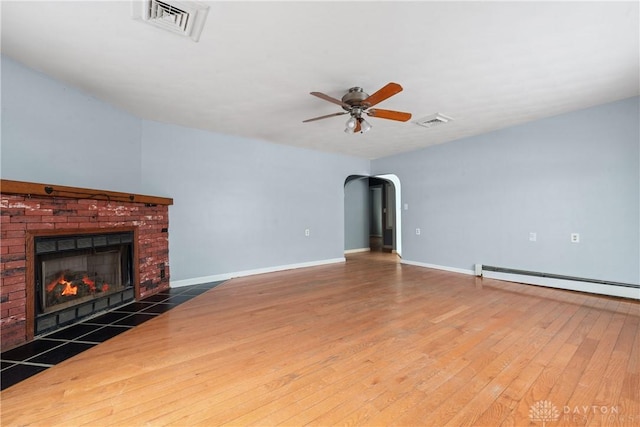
[34, 232, 135, 335]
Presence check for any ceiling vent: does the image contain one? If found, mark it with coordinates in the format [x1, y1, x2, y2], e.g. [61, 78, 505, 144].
[131, 0, 209, 42]
[415, 113, 453, 128]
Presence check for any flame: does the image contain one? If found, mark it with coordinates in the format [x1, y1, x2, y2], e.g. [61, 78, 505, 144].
[45, 272, 110, 299]
[60, 279, 78, 296]
[82, 275, 96, 292]
[46, 274, 64, 293]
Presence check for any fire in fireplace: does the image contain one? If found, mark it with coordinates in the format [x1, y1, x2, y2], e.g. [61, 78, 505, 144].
[34, 231, 135, 334]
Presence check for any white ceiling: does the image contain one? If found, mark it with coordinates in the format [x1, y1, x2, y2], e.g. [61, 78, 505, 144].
[2, 1, 638, 159]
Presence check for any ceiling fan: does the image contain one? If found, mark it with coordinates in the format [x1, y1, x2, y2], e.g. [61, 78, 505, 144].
[302, 82, 412, 134]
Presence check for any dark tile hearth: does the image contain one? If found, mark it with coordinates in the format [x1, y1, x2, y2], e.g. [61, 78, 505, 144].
[1, 281, 223, 391]
[27, 341, 96, 365]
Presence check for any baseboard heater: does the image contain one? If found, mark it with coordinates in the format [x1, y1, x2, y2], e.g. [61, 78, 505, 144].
[475, 264, 640, 299]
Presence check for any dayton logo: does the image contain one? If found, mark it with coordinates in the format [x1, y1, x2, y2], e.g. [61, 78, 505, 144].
[530, 400, 560, 426]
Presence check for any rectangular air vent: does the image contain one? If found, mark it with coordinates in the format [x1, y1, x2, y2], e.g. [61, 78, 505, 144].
[132, 0, 209, 42]
[415, 113, 453, 128]
[149, 1, 191, 33]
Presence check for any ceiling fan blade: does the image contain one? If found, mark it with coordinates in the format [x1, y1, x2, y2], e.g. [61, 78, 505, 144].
[362, 82, 403, 108]
[354, 120, 362, 133]
[310, 92, 351, 109]
[366, 109, 412, 122]
[302, 111, 348, 123]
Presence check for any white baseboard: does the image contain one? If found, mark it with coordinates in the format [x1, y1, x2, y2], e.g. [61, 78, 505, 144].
[170, 257, 346, 288]
[400, 259, 475, 276]
[344, 248, 371, 254]
[483, 271, 640, 300]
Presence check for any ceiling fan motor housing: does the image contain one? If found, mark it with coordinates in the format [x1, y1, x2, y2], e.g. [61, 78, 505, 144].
[341, 87, 370, 111]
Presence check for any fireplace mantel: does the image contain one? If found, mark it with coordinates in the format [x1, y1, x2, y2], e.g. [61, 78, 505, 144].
[1, 179, 172, 350]
[0, 179, 173, 206]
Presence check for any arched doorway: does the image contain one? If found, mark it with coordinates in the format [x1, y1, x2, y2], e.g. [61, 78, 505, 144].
[344, 174, 402, 257]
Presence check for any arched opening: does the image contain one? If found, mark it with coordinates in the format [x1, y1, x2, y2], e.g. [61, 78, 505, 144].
[344, 174, 402, 257]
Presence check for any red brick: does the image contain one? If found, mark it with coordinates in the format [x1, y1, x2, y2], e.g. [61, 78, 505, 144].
[40, 216, 69, 223]
[1, 298, 26, 310]
[27, 222, 55, 230]
[9, 246, 26, 255]
[1, 253, 25, 263]
[56, 222, 80, 229]
[2, 275, 27, 286]
[2, 208, 25, 216]
[0, 238, 24, 247]
[1, 284, 26, 295]
[10, 216, 43, 223]
[39, 201, 68, 209]
[9, 289, 25, 299]
[3, 230, 25, 239]
[107, 217, 130, 223]
[3, 260, 25, 269]
[66, 216, 93, 223]
[25, 208, 53, 216]
[0, 222, 27, 231]
[9, 306, 26, 317]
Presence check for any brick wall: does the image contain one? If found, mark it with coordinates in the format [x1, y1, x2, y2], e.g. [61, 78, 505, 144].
[1, 193, 170, 350]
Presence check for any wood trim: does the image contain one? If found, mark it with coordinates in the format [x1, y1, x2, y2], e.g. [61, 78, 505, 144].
[0, 179, 173, 206]
[26, 227, 140, 340]
[132, 226, 141, 300]
[25, 233, 35, 342]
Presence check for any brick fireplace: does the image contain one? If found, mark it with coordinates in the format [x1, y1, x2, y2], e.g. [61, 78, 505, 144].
[1, 180, 173, 350]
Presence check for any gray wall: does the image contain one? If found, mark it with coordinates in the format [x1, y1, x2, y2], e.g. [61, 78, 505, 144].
[1, 55, 370, 283]
[141, 121, 369, 281]
[373, 97, 640, 285]
[344, 177, 370, 250]
[1, 57, 143, 193]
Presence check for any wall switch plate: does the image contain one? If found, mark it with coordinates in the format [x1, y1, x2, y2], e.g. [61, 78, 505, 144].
[305, 228, 310, 237]
[571, 233, 580, 243]
[529, 232, 537, 242]
[415, 228, 421, 235]
[404, 203, 409, 210]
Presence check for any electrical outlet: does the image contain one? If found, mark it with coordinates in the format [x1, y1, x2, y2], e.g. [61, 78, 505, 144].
[529, 232, 537, 242]
[305, 228, 310, 237]
[415, 228, 421, 235]
[571, 233, 580, 243]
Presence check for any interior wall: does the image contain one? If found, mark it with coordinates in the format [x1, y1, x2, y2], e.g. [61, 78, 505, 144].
[344, 177, 370, 251]
[140, 120, 370, 282]
[372, 97, 640, 285]
[0, 56, 143, 193]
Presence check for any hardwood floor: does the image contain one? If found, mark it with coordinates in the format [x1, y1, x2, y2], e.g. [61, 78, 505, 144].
[1, 252, 638, 426]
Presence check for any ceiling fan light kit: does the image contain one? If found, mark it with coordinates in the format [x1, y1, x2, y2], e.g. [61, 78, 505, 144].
[344, 117, 372, 134]
[303, 82, 412, 134]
